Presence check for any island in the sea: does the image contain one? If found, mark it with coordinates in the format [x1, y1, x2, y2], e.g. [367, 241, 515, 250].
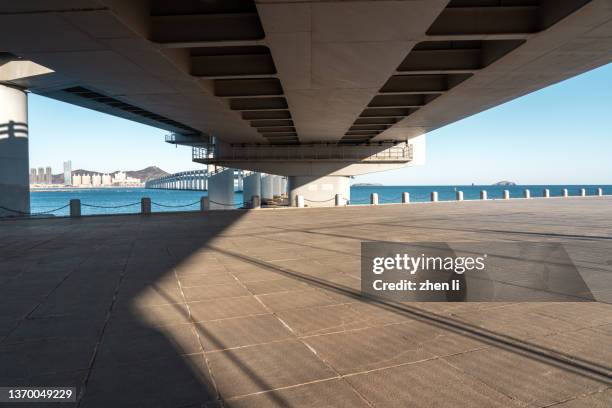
[493, 180, 517, 186]
[353, 183, 383, 187]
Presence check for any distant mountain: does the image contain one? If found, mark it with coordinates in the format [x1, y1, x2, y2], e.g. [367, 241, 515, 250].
[493, 180, 516, 186]
[124, 166, 169, 181]
[353, 183, 383, 187]
[52, 166, 169, 183]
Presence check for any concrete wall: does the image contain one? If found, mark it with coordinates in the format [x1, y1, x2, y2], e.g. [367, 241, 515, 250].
[207, 169, 235, 210]
[288, 176, 350, 207]
[0, 85, 29, 216]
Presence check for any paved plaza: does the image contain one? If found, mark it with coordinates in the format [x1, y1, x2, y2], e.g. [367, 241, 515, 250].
[1, 198, 611, 407]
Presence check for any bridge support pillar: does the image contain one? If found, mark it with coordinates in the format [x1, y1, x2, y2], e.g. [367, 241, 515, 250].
[0, 84, 29, 217]
[280, 177, 287, 197]
[208, 169, 235, 210]
[272, 175, 282, 198]
[288, 176, 350, 208]
[261, 174, 275, 203]
[243, 173, 261, 209]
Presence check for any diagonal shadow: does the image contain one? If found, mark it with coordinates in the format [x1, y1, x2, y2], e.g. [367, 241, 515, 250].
[73, 209, 298, 407]
[207, 245, 612, 384]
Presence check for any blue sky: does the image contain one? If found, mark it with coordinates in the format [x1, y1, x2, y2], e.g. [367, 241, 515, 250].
[29, 62, 611, 185]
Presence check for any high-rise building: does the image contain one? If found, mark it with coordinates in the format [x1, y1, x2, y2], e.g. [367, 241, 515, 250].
[63, 161, 72, 186]
[102, 174, 112, 186]
[30, 168, 36, 184]
[37, 167, 44, 184]
[81, 174, 91, 186]
[92, 174, 102, 187]
[45, 167, 52, 184]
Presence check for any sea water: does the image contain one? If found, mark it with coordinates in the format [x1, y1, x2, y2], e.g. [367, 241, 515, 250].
[27, 185, 611, 217]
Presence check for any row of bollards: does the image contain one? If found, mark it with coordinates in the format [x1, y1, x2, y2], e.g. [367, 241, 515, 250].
[66, 187, 605, 217]
[67, 195, 263, 217]
[294, 187, 605, 208]
[363, 187, 603, 205]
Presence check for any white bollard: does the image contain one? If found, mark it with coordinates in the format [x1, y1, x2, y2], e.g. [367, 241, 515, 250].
[402, 192, 410, 204]
[480, 190, 487, 200]
[431, 191, 438, 202]
[524, 189, 530, 199]
[335, 194, 342, 207]
[200, 196, 209, 211]
[598, 188, 603, 196]
[371, 193, 378, 205]
[251, 195, 261, 209]
[296, 195, 304, 208]
[543, 189, 550, 198]
[456, 191, 463, 201]
[503, 190, 510, 200]
[562, 188, 568, 197]
[580, 188, 586, 197]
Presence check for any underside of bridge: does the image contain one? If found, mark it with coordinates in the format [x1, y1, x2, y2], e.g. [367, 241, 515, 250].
[1, 0, 612, 210]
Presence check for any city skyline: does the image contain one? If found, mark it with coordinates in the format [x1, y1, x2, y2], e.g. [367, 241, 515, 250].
[27, 62, 612, 185]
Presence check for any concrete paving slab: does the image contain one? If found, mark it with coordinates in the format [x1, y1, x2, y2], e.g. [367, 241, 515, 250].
[195, 314, 293, 352]
[181, 282, 251, 302]
[81, 354, 216, 408]
[444, 348, 608, 407]
[188, 296, 268, 322]
[304, 322, 436, 374]
[257, 288, 343, 312]
[206, 340, 337, 398]
[242, 277, 310, 295]
[346, 359, 522, 408]
[225, 378, 371, 408]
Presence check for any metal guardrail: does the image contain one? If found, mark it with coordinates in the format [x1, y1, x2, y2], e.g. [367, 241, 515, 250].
[192, 143, 413, 163]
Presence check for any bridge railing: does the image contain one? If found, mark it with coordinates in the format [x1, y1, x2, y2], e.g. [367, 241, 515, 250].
[192, 143, 413, 163]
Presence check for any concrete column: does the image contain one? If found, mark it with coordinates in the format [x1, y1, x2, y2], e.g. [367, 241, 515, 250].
[243, 173, 262, 208]
[280, 177, 288, 197]
[0, 84, 30, 216]
[524, 189, 531, 199]
[208, 169, 235, 210]
[580, 188, 586, 197]
[598, 188, 603, 196]
[236, 171, 244, 192]
[261, 174, 275, 202]
[503, 190, 510, 199]
[272, 175, 282, 198]
[288, 175, 350, 208]
[251, 195, 261, 209]
[371, 193, 378, 205]
[296, 195, 304, 208]
[544, 189, 550, 198]
[480, 190, 487, 200]
[456, 191, 463, 201]
[431, 191, 438, 202]
[562, 188, 568, 197]
[141, 197, 151, 215]
[402, 192, 410, 203]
